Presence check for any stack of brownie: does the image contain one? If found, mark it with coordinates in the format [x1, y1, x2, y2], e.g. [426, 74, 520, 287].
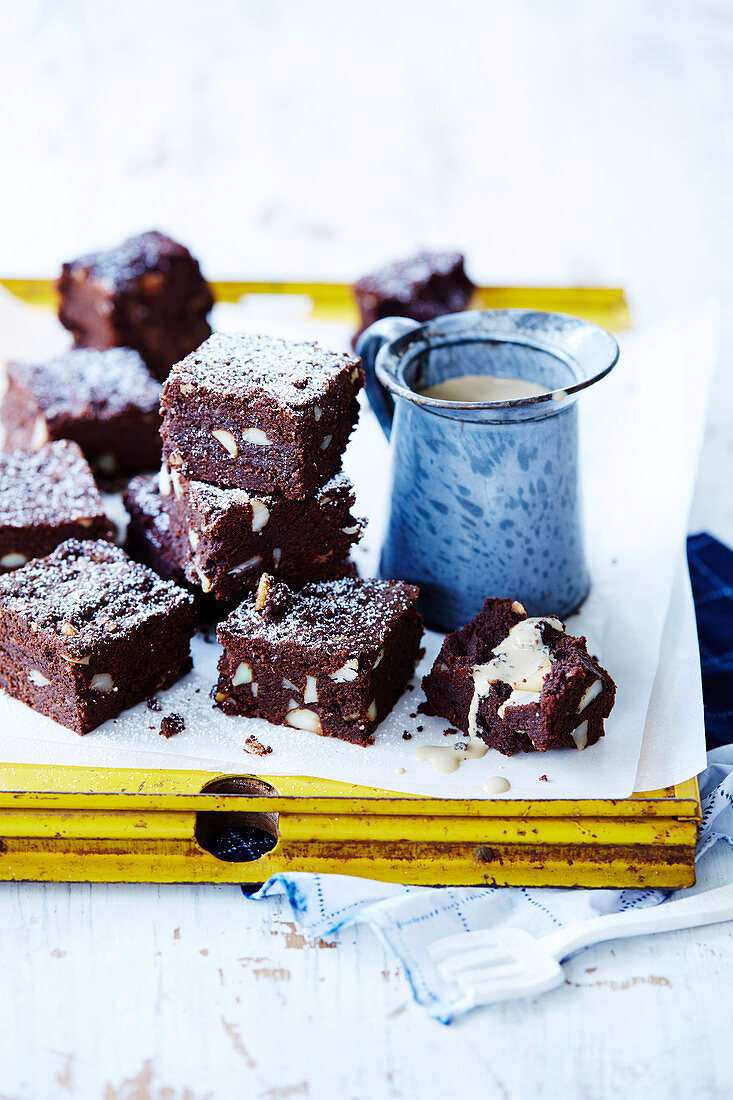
[125, 331, 366, 603]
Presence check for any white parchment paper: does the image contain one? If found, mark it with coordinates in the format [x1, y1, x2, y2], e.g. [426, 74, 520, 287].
[0, 290, 713, 798]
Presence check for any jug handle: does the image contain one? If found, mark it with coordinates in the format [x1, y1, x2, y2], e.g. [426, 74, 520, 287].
[356, 317, 421, 439]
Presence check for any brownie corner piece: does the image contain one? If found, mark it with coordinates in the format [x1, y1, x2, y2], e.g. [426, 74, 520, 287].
[0, 440, 114, 571]
[421, 597, 616, 756]
[215, 574, 423, 745]
[161, 332, 364, 499]
[353, 250, 475, 335]
[0, 539, 196, 734]
[57, 230, 213, 381]
[3, 347, 162, 474]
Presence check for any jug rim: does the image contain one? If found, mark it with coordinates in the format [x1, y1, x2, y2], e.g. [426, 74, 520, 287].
[373, 308, 620, 413]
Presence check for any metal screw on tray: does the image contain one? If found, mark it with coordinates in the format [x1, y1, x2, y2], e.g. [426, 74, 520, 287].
[357, 309, 619, 631]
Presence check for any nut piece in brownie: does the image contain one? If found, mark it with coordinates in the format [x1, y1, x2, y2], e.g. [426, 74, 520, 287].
[57, 230, 213, 381]
[421, 598, 615, 755]
[353, 251, 475, 336]
[158, 462, 364, 599]
[216, 574, 423, 745]
[0, 441, 113, 571]
[161, 333, 364, 500]
[2, 348, 162, 475]
[0, 539, 196, 735]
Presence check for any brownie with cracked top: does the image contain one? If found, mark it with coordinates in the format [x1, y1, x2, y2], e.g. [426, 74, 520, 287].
[216, 574, 423, 745]
[160, 333, 364, 500]
[0, 441, 113, 571]
[0, 539, 196, 734]
[353, 251, 474, 338]
[2, 347, 161, 475]
[57, 230, 213, 381]
[421, 597, 615, 756]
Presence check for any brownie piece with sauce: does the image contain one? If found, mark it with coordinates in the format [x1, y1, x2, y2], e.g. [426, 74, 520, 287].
[2, 347, 162, 475]
[0, 539, 196, 734]
[57, 230, 213, 381]
[159, 462, 364, 599]
[421, 597, 615, 755]
[160, 333, 363, 500]
[216, 574, 423, 745]
[0, 441, 114, 571]
[353, 251, 475, 338]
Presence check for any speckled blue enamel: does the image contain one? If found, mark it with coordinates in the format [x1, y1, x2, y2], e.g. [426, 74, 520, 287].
[356, 310, 618, 631]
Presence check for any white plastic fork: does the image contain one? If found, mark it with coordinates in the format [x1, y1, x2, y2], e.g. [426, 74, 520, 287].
[428, 882, 733, 1007]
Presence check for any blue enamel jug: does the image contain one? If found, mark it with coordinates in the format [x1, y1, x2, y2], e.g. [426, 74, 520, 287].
[356, 309, 619, 630]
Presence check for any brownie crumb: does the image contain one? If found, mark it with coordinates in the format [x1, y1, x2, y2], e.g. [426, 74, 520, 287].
[444, 727, 459, 737]
[146, 695, 162, 712]
[160, 713, 185, 738]
[244, 735, 273, 756]
[539, 774, 549, 782]
[402, 731, 412, 740]
[409, 712, 417, 719]
[416, 724, 423, 733]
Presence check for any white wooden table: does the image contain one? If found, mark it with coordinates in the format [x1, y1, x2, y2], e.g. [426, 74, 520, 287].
[1, 2, 732, 1096]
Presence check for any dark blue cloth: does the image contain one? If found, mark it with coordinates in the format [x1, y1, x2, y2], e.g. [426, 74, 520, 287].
[687, 533, 733, 749]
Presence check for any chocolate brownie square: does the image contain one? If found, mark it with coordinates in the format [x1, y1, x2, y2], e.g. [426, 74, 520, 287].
[216, 574, 423, 745]
[57, 230, 213, 381]
[421, 597, 616, 756]
[0, 441, 113, 571]
[158, 462, 364, 599]
[2, 347, 162, 475]
[124, 474, 360, 609]
[353, 251, 474, 336]
[160, 333, 363, 499]
[0, 539, 196, 734]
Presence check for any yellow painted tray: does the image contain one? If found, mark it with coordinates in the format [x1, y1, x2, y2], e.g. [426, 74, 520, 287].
[0, 766, 700, 888]
[1, 278, 632, 332]
[0, 279, 696, 890]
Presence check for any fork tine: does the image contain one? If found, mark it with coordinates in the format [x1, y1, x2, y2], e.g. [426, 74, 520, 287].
[467, 970, 564, 1005]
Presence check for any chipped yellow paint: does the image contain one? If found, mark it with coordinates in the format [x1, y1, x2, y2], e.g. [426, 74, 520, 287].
[0, 278, 632, 331]
[0, 762, 699, 888]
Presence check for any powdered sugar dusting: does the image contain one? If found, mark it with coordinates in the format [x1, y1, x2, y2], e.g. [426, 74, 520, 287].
[63, 230, 204, 289]
[0, 539, 194, 656]
[0, 441, 109, 528]
[165, 332, 362, 408]
[355, 250, 471, 304]
[8, 348, 160, 420]
[218, 576, 419, 658]
[182, 470, 355, 527]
